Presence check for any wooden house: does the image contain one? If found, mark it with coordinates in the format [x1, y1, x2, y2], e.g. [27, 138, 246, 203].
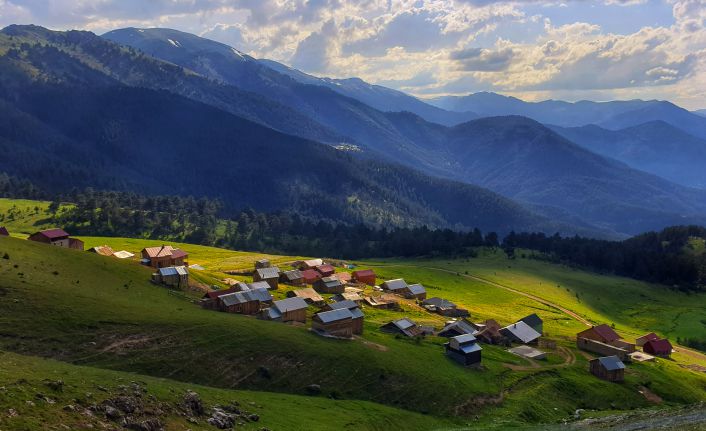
[364, 294, 400, 310]
[438, 319, 477, 338]
[577, 324, 635, 352]
[255, 259, 271, 269]
[28, 228, 84, 250]
[152, 266, 189, 288]
[636, 332, 659, 347]
[577, 337, 631, 361]
[300, 259, 323, 270]
[313, 276, 345, 294]
[0, 226, 9, 236]
[352, 269, 376, 286]
[332, 272, 352, 284]
[141, 245, 188, 268]
[314, 264, 335, 277]
[422, 297, 469, 317]
[287, 288, 325, 306]
[261, 297, 308, 323]
[643, 339, 673, 358]
[404, 283, 427, 300]
[332, 291, 363, 304]
[253, 267, 280, 290]
[324, 300, 364, 335]
[312, 309, 354, 338]
[88, 245, 114, 256]
[381, 278, 408, 294]
[474, 319, 505, 345]
[219, 288, 272, 315]
[445, 334, 482, 366]
[380, 318, 423, 337]
[279, 269, 304, 286]
[519, 313, 543, 335]
[201, 286, 241, 310]
[589, 356, 625, 382]
[300, 269, 322, 285]
[500, 321, 541, 344]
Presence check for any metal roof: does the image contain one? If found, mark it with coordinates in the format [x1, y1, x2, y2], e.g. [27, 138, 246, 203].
[589, 324, 621, 342]
[36, 228, 70, 239]
[220, 287, 271, 306]
[158, 266, 187, 276]
[281, 269, 303, 280]
[113, 250, 134, 259]
[352, 269, 375, 277]
[382, 278, 407, 291]
[256, 267, 280, 279]
[289, 288, 324, 301]
[273, 297, 308, 312]
[142, 245, 177, 258]
[453, 333, 478, 344]
[248, 281, 272, 290]
[317, 276, 343, 288]
[303, 258, 323, 267]
[597, 356, 626, 371]
[501, 321, 541, 344]
[439, 320, 476, 336]
[459, 343, 482, 354]
[423, 297, 456, 308]
[520, 313, 542, 328]
[328, 300, 357, 310]
[407, 283, 426, 295]
[315, 308, 353, 323]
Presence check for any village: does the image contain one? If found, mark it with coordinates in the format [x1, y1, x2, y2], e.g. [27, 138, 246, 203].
[4, 225, 679, 385]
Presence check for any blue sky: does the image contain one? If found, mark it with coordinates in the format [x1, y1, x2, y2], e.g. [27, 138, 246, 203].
[1, 0, 704, 109]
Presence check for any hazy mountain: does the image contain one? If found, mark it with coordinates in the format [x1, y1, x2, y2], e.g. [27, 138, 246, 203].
[552, 121, 706, 189]
[430, 92, 706, 140]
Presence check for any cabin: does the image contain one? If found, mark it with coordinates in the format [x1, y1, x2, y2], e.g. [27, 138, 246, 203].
[352, 269, 376, 286]
[300, 258, 323, 270]
[438, 319, 477, 338]
[300, 269, 322, 285]
[509, 345, 546, 360]
[332, 291, 363, 304]
[643, 339, 673, 358]
[88, 245, 114, 256]
[324, 300, 364, 335]
[279, 269, 304, 286]
[422, 297, 470, 317]
[261, 297, 308, 323]
[636, 332, 659, 347]
[141, 245, 188, 268]
[445, 334, 482, 366]
[589, 356, 625, 382]
[0, 226, 9, 236]
[201, 286, 241, 309]
[380, 318, 424, 337]
[474, 319, 505, 344]
[500, 321, 541, 344]
[576, 338, 631, 362]
[286, 288, 325, 306]
[152, 266, 189, 288]
[28, 228, 84, 250]
[314, 264, 335, 277]
[404, 283, 427, 300]
[364, 294, 400, 309]
[313, 276, 345, 294]
[219, 288, 272, 315]
[312, 309, 354, 338]
[255, 259, 271, 269]
[253, 267, 280, 289]
[519, 313, 543, 335]
[381, 278, 408, 293]
[577, 324, 635, 352]
[332, 272, 352, 284]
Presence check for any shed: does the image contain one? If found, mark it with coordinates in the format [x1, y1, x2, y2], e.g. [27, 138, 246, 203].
[313, 276, 345, 294]
[312, 309, 354, 338]
[247, 281, 272, 291]
[153, 266, 189, 288]
[262, 297, 308, 323]
[219, 288, 272, 315]
[287, 288, 325, 306]
[253, 267, 280, 290]
[381, 278, 407, 293]
[201, 286, 240, 309]
[300, 269, 322, 284]
[404, 283, 427, 300]
[643, 339, 672, 358]
[280, 269, 304, 286]
[636, 332, 659, 347]
[314, 264, 335, 277]
[445, 334, 482, 366]
[325, 300, 364, 335]
[519, 313, 543, 335]
[380, 318, 423, 337]
[422, 297, 469, 317]
[589, 356, 625, 382]
[500, 321, 541, 344]
[352, 269, 376, 286]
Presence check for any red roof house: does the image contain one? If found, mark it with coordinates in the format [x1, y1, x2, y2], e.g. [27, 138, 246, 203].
[314, 264, 335, 277]
[636, 332, 659, 347]
[301, 269, 322, 284]
[352, 269, 376, 286]
[643, 339, 673, 357]
[577, 324, 621, 344]
[28, 228, 83, 250]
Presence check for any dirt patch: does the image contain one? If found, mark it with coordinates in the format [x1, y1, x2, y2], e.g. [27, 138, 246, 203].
[679, 364, 706, 373]
[638, 386, 663, 404]
[100, 335, 153, 354]
[357, 337, 389, 352]
[453, 392, 504, 416]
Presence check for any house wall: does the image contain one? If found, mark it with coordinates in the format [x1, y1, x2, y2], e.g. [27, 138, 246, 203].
[281, 308, 307, 323]
[577, 338, 630, 361]
[353, 274, 376, 286]
[445, 346, 481, 366]
[589, 361, 625, 382]
[313, 319, 353, 338]
[351, 317, 364, 335]
[224, 301, 261, 315]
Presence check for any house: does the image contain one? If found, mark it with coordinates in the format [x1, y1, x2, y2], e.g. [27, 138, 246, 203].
[141, 245, 188, 268]
[589, 356, 625, 382]
[577, 338, 631, 362]
[380, 318, 424, 337]
[279, 269, 304, 286]
[0, 226, 9, 236]
[404, 283, 427, 300]
[314, 264, 335, 277]
[300, 258, 324, 270]
[300, 269, 322, 284]
[381, 278, 408, 293]
[422, 297, 470, 317]
[219, 288, 272, 315]
[313, 276, 345, 294]
[474, 319, 505, 344]
[248, 281, 272, 291]
[445, 334, 482, 366]
[332, 272, 352, 284]
[201, 286, 241, 309]
[352, 269, 376, 286]
[636, 332, 659, 347]
[509, 345, 546, 360]
[253, 267, 280, 289]
[261, 297, 308, 323]
[643, 339, 673, 358]
[312, 308, 355, 338]
[287, 288, 325, 306]
[438, 319, 477, 338]
[28, 228, 84, 250]
[113, 250, 135, 259]
[324, 300, 364, 335]
[519, 313, 543, 335]
[577, 324, 635, 352]
[87, 245, 114, 256]
[332, 291, 363, 304]
[152, 266, 189, 288]
[255, 259, 271, 269]
[364, 294, 400, 309]
[500, 321, 541, 344]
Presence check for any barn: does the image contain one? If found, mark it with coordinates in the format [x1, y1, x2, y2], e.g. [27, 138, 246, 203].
[141, 245, 188, 268]
[500, 321, 541, 344]
[643, 339, 673, 358]
[300, 269, 322, 285]
[380, 318, 423, 337]
[636, 332, 659, 347]
[381, 278, 407, 293]
[519, 313, 543, 335]
[219, 288, 272, 315]
[589, 356, 625, 382]
[404, 283, 427, 300]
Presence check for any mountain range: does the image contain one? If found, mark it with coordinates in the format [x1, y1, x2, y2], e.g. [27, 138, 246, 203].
[2, 24, 706, 238]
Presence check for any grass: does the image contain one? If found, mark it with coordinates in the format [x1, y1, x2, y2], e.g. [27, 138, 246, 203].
[0, 236, 705, 429]
[0, 198, 67, 237]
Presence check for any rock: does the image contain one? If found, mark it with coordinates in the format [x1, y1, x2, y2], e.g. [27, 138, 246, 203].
[104, 405, 123, 421]
[123, 418, 163, 431]
[63, 404, 76, 412]
[305, 384, 321, 395]
[45, 379, 64, 392]
[104, 395, 141, 414]
[96, 385, 108, 392]
[207, 407, 236, 429]
[248, 414, 260, 422]
[182, 390, 205, 416]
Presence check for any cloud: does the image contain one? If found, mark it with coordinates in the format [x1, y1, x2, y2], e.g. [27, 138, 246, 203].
[451, 46, 515, 71]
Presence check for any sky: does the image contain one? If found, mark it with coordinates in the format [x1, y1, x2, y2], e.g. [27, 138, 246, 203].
[1, 0, 704, 109]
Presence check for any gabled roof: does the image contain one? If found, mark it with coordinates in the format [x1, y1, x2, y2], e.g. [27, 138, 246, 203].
[220, 288, 272, 306]
[255, 267, 280, 279]
[288, 287, 324, 302]
[439, 320, 476, 337]
[382, 278, 407, 291]
[391, 318, 416, 330]
[637, 332, 659, 342]
[327, 300, 363, 319]
[501, 321, 541, 344]
[170, 249, 189, 259]
[315, 308, 353, 323]
[273, 297, 308, 313]
[203, 286, 240, 300]
[423, 297, 456, 308]
[333, 272, 351, 283]
[333, 292, 362, 302]
[590, 324, 621, 342]
[520, 313, 542, 328]
[281, 269, 303, 281]
[644, 339, 673, 352]
[142, 245, 176, 258]
[35, 228, 70, 239]
[247, 281, 271, 290]
[453, 333, 478, 345]
[317, 276, 343, 288]
[303, 258, 323, 268]
[407, 283, 426, 295]
[352, 269, 375, 278]
[158, 266, 188, 276]
[301, 269, 322, 282]
[89, 245, 114, 256]
[597, 355, 625, 371]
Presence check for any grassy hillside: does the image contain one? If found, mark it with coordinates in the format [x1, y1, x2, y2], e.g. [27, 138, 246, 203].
[1, 236, 706, 430]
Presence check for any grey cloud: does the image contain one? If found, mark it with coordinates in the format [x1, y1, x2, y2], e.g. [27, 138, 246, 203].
[451, 47, 515, 71]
